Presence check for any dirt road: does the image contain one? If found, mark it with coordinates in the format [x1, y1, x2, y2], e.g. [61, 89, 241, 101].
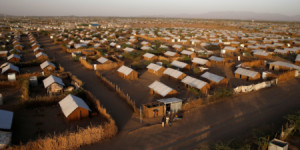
[38, 36, 300, 150]
[38, 37, 134, 129]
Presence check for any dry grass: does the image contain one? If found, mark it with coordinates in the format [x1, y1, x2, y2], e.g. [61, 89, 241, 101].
[182, 99, 203, 111]
[278, 70, 296, 84]
[79, 57, 94, 70]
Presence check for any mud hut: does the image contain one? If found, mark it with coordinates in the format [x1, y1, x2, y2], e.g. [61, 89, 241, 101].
[146, 63, 166, 76]
[163, 68, 186, 80]
[234, 68, 261, 80]
[148, 81, 178, 97]
[117, 65, 138, 80]
[40, 60, 56, 72]
[201, 72, 228, 85]
[181, 76, 210, 94]
[43, 75, 65, 95]
[59, 94, 91, 121]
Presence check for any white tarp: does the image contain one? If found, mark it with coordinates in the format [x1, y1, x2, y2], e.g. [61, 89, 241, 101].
[234, 79, 277, 94]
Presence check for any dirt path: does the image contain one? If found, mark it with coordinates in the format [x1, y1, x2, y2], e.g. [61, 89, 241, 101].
[38, 36, 134, 129]
[83, 78, 300, 150]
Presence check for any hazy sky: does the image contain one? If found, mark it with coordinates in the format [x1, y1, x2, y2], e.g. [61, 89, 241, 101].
[0, 0, 300, 16]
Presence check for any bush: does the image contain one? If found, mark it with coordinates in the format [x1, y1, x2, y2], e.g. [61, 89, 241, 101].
[209, 87, 233, 101]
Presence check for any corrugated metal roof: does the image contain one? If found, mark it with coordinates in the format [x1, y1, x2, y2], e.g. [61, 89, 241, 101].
[40, 60, 56, 69]
[43, 75, 65, 88]
[148, 81, 174, 97]
[253, 50, 269, 56]
[235, 68, 258, 78]
[147, 63, 163, 71]
[223, 46, 236, 51]
[270, 61, 300, 71]
[97, 57, 108, 64]
[123, 47, 135, 52]
[59, 94, 91, 117]
[201, 72, 224, 83]
[117, 65, 134, 76]
[181, 50, 194, 55]
[1, 63, 19, 74]
[182, 76, 208, 90]
[143, 53, 155, 59]
[7, 54, 20, 61]
[171, 60, 188, 69]
[163, 68, 184, 79]
[209, 56, 224, 62]
[192, 57, 208, 65]
[35, 52, 48, 58]
[157, 97, 182, 104]
[164, 51, 177, 57]
[0, 109, 13, 130]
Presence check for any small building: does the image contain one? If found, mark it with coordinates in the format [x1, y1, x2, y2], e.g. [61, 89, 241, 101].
[148, 81, 178, 97]
[0, 109, 13, 149]
[181, 50, 196, 58]
[35, 52, 49, 61]
[192, 57, 211, 66]
[295, 54, 300, 65]
[117, 65, 138, 80]
[157, 97, 183, 115]
[164, 51, 179, 58]
[143, 53, 157, 61]
[269, 138, 288, 150]
[269, 61, 300, 71]
[147, 63, 166, 76]
[201, 72, 228, 85]
[163, 68, 186, 80]
[223, 46, 238, 54]
[234, 68, 261, 80]
[14, 44, 23, 51]
[142, 101, 164, 118]
[7, 54, 21, 63]
[97, 57, 112, 64]
[0, 51, 8, 57]
[33, 47, 44, 55]
[209, 56, 225, 64]
[181, 76, 210, 94]
[123, 47, 135, 52]
[171, 60, 190, 70]
[253, 50, 271, 59]
[59, 94, 91, 121]
[40, 60, 56, 72]
[1, 63, 19, 75]
[43, 75, 65, 95]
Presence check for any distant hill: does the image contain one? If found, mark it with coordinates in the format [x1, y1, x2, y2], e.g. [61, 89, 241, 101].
[143, 11, 300, 22]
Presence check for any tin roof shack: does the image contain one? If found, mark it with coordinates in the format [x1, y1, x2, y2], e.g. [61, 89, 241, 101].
[181, 50, 196, 58]
[201, 72, 228, 86]
[33, 47, 44, 55]
[117, 65, 138, 80]
[269, 139, 288, 150]
[1, 63, 19, 75]
[182, 76, 210, 94]
[147, 63, 166, 76]
[149, 81, 178, 97]
[0, 51, 8, 57]
[123, 47, 135, 53]
[59, 94, 91, 121]
[40, 60, 56, 72]
[7, 54, 21, 63]
[296, 54, 300, 65]
[163, 68, 187, 80]
[14, 44, 23, 51]
[234, 68, 261, 81]
[209, 56, 225, 64]
[142, 101, 164, 118]
[223, 46, 239, 54]
[164, 51, 179, 58]
[269, 61, 300, 71]
[0, 109, 13, 149]
[171, 60, 190, 70]
[157, 98, 183, 115]
[192, 57, 211, 67]
[43, 75, 65, 96]
[35, 52, 49, 61]
[143, 53, 157, 61]
[253, 50, 271, 59]
[97, 57, 112, 64]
